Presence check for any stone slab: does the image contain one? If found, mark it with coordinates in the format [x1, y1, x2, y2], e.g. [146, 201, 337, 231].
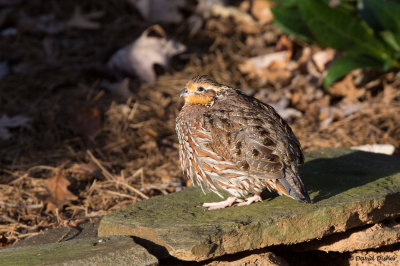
[14, 222, 99, 248]
[0, 236, 158, 266]
[206, 252, 288, 266]
[98, 148, 400, 261]
[297, 222, 400, 252]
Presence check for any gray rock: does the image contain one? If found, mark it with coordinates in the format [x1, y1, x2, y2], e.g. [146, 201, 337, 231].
[14, 222, 99, 248]
[206, 252, 289, 266]
[98, 148, 400, 261]
[0, 236, 158, 266]
[296, 221, 400, 252]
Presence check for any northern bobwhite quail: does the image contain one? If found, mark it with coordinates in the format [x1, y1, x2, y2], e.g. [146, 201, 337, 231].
[176, 75, 311, 210]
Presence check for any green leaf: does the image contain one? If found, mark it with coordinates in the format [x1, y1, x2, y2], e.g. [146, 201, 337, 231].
[324, 55, 383, 88]
[381, 31, 400, 52]
[364, 0, 400, 50]
[272, 5, 312, 42]
[299, 0, 390, 61]
[364, 0, 400, 35]
[357, 0, 382, 32]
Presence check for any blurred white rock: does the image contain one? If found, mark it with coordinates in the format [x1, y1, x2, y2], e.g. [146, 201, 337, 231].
[351, 144, 395, 155]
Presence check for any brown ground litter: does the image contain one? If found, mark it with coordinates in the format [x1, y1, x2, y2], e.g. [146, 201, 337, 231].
[0, 0, 399, 247]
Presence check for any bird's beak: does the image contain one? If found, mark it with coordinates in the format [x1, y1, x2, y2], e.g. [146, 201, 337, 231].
[180, 88, 189, 97]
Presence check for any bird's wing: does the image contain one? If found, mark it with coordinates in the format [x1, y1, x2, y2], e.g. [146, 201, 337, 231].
[200, 95, 303, 180]
[203, 109, 283, 179]
[258, 102, 304, 165]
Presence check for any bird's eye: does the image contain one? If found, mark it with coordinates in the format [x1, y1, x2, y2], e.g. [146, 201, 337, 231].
[197, 86, 205, 92]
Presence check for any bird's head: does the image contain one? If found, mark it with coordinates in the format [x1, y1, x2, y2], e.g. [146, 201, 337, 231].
[180, 75, 229, 106]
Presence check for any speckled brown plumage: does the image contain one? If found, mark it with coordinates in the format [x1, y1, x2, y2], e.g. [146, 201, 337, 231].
[176, 75, 310, 209]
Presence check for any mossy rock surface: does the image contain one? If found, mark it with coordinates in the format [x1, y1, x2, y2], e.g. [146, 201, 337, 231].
[0, 236, 158, 266]
[98, 148, 400, 261]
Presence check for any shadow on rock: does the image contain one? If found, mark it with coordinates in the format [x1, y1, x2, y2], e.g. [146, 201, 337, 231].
[300, 151, 400, 202]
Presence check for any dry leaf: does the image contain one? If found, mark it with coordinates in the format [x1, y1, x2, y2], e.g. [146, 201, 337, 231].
[206, 18, 234, 34]
[67, 163, 101, 179]
[269, 97, 302, 121]
[239, 51, 287, 73]
[382, 84, 398, 104]
[239, 0, 251, 11]
[239, 51, 290, 83]
[251, 0, 274, 25]
[210, 5, 259, 34]
[318, 102, 361, 128]
[66, 107, 102, 138]
[101, 78, 133, 100]
[0, 114, 32, 140]
[108, 26, 186, 83]
[319, 106, 337, 128]
[276, 35, 293, 61]
[197, 0, 226, 14]
[312, 49, 335, 72]
[329, 74, 365, 103]
[188, 0, 226, 35]
[45, 170, 78, 211]
[211, 5, 256, 26]
[298, 47, 311, 64]
[128, 0, 185, 23]
[339, 103, 362, 117]
[66, 6, 103, 30]
[139, 138, 157, 150]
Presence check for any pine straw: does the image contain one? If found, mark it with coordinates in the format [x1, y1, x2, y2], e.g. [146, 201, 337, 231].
[295, 102, 400, 150]
[0, 74, 189, 246]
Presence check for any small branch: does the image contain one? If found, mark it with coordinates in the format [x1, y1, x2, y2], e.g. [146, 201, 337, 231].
[67, 215, 104, 221]
[0, 200, 43, 209]
[86, 150, 114, 180]
[115, 180, 149, 200]
[105, 190, 137, 200]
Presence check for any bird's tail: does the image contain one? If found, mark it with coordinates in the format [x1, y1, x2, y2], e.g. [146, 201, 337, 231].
[268, 172, 311, 203]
